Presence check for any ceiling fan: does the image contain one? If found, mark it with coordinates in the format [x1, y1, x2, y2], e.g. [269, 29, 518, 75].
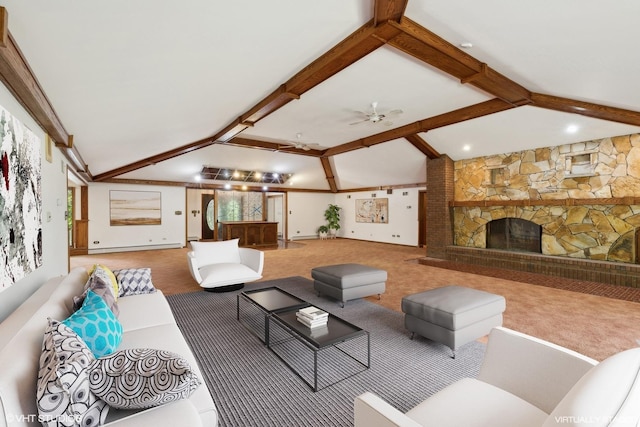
[279, 133, 322, 151]
[350, 101, 403, 126]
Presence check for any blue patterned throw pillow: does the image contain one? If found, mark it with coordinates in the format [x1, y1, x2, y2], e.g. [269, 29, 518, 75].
[89, 348, 201, 409]
[63, 290, 123, 358]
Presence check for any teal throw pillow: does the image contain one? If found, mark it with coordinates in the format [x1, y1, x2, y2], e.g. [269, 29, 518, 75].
[62, 290, 123, 358]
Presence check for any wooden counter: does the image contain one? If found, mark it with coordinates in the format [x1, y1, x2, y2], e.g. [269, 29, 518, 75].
[220, 221, 278, 247]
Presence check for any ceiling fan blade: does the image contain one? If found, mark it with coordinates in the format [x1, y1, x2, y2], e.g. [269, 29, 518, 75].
[387, 109, 403, 116]
[383, 120, 394, 127]
[349, 119, 369, 125]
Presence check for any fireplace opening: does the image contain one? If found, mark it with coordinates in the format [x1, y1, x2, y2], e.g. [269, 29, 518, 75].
[486, 218, 542, 253]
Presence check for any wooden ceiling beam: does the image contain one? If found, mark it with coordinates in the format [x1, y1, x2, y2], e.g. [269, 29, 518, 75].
[373, 0, 409, 25]
[95, 20, 392, 181]
[227, 136, 325, 157]
[0, 8, 69, 146]
[405, 134, 440, 159]
[320, 157, 338, 193]
[284, 20, 395, 96]
[531, 93, 640, 127]
[387, 18, 531, 105]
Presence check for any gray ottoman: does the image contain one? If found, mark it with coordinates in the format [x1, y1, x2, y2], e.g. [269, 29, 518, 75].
[402, 285, 505, 358]
[311, 263, 387, 307]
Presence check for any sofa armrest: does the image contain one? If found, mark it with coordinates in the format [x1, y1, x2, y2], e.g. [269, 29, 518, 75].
[354, 392, 422, 427]
[478, 327, 598, 414]
[239, 248, 264, 275]
[186, 251, 203, 284]
[104, 400, 202, 426]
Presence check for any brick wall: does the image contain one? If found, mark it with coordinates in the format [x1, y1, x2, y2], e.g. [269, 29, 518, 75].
[426, 155, 454, 258]
[446, 246, 640, 288]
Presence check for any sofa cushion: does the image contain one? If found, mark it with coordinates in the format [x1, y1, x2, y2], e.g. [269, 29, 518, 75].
[116, 290, 176, 332]
[113, 267, 157, 297]
[36, 319, 109, 427]
[543, 347, 640, 427]
[117, 324, 217, 423]
[89, 348, 201, 410]
[63, 290, 123, 358]
[406, 377, 547, 427]
[191, 239, 241, 267]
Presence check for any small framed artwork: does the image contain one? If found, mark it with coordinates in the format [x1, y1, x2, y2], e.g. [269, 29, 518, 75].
[45, 134, 53, 163]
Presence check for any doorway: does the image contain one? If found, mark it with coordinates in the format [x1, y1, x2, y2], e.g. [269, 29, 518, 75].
[418, 190, 427, 248]
[201, 194, 215, 240]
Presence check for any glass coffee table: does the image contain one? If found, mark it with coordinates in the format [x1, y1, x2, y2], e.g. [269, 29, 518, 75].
[267, 306, 370, 391]
[237, 287, 309, 342]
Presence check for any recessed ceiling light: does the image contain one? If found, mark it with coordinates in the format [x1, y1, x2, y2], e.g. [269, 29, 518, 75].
[460, 42, 473, 49]
[224, 183, 231, 190]
[463, 144, 471, 151]
[566, 124, 579, 134]
[194, 175, 201, 181]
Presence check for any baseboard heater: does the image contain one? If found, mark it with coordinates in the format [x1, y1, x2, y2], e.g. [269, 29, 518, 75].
[88, 243, 182, 254]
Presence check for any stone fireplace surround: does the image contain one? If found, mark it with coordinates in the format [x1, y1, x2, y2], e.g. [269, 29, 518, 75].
[424, 134, 640, 288]
[448, 200, 640, 288]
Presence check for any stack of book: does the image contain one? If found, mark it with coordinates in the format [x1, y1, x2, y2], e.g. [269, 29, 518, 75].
[296, 306, 329, 329]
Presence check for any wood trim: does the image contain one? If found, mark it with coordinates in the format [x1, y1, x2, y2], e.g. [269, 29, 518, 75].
[450, 197, 640, 207]
[319, 157, 338, 193]
[0, 8, 69, 145]
[336, 182, 426, 193]
[389, 18, 531, 105]
[531, 93, 640, 127]
[227, 136, 325, 157]
[373, 0, 409, 25]
[405, 134, 440, 159]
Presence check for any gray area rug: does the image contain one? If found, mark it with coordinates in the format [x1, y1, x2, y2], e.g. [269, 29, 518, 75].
[166, 277, 485, 427]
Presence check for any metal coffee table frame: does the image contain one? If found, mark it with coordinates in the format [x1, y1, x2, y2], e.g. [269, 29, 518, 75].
[237, 286, 309, 343]
[267, 307, 370, 391]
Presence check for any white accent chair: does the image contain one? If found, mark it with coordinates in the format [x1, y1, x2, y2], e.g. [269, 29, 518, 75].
[355, 326, 640, 427]
[187, 239, 264, 292]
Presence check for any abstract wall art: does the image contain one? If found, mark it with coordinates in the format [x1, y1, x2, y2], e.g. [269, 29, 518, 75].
[109, 190, 161, 226]
[355, 198, 389, 223]
[0, 104, 43, 291]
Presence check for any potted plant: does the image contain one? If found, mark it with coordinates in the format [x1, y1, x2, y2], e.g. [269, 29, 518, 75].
[324, 204, 341, 237]
[317, 225, 329, 239]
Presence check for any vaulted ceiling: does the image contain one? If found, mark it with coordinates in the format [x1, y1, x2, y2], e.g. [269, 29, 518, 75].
[2, 1, 640, 192]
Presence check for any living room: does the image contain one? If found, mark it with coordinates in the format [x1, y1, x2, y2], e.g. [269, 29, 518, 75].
[2, 1, 640, 426]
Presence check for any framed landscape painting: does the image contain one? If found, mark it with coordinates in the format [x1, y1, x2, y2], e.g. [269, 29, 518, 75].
[355, 198, 389, 223]
[110, 190, 161, 226]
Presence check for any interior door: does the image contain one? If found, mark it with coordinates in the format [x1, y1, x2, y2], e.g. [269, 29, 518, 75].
[418, 190, 427, 248]
[201, 194, 215, 240]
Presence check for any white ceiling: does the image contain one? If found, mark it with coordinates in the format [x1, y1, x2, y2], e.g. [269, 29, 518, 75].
[3, 0, 640, 191]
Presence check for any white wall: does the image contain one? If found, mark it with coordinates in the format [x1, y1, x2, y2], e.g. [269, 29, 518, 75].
[336, 188, 423, 246]
[87, 183, 186, 253]
[0, 82, 70, 321]
[286, 189, 422, 245]
[287, 192, 335, 239]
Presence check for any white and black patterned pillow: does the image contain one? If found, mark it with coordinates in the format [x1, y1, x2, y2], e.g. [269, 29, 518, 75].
[113, 268, 157, 297]
[37, 319, 109, 427]
[88, 348, 201, 409]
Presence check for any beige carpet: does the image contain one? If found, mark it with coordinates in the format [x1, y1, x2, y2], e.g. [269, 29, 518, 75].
[70, 239, 640, 361]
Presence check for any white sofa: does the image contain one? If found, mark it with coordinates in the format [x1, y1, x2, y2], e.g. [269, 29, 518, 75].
[0, 267, 217, 426]
[187, 239, 264, 291]
[355, 327, 640, 427]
